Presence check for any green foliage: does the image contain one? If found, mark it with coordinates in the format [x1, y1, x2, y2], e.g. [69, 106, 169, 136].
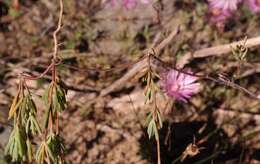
[26, 139, 33, 163]
[36, 134, 66, 164]
[5, 125, 27, 162]
[143, 68, 164, 141]
[143, 74, 154, 107]
[26, 114, 41, 135]
[43, 81, 67, 129]
[146, 110, 163, 141]
[147, 118, 159, 140]
[47, 134, 66, 160]
[4, 78, 67, 163]
[5, 81, 42, 162]
[36, 140, 55, 164]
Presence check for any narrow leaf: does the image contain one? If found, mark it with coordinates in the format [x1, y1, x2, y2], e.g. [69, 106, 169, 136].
[8, 97, 23, 119]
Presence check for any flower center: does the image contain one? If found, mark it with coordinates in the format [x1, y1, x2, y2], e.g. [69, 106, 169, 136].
[171, 84, 181, 92]
[211, 8, 221, 16]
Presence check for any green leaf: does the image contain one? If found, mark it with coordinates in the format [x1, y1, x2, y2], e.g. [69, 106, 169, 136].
[42, 83, 53, 106]
[25, 118, 31, 135]
[44, 104, 52, 129]
[36, 142, 45, 164]
[5, 126, 27, 162]
[144, 89, 152, 104]
[28, 95, 37, 114]
[147, 118, 160, 140]
[16, 127, 26, 157]
[157, 110, 163, 129]
[26, 115, 41, 135]
[147, 120, 154, 139]
[56, 85, 66, 103]
[46, 134, 66, 160]
[54, 84, 67, 112]
[46, 144, 56, 162]
[20, 96, 29, 126]
[5, 129, 15, 155]
[8, 96, 23, 120]
[26, 139, 33, 163]
[31, 116, 42, 134]
[53, 91, 61, 113]
[145, 112, 153, 125]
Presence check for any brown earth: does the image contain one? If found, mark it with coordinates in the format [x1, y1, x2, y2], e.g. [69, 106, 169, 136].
[0, 0, 260, 164]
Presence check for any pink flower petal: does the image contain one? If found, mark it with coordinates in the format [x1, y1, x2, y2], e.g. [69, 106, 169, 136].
[245, 0, 260, 13]
[159, 69, 200, 102]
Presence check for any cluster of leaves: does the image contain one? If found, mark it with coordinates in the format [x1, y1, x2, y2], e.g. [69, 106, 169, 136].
[143, 68, 163, 141]
[5, 77, 67, 164]
[43, 80, 67, 129]
[5, 80, 41, 162]
[232, 37, 248, 62]
[36, 134, 66, 164]
[146, 109, 163, 140]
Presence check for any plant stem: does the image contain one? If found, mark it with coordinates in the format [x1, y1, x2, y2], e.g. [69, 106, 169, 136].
[157, 137, 161, 164]
[171, 154, 183, 164]
[53, 0, 63, 60]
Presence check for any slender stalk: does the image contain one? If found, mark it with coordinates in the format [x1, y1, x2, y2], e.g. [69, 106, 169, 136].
[156, 137, 161, 164]
[53, 0, 63, 60]
[171, 154, 183, 164]
[21, 63, 54, 80]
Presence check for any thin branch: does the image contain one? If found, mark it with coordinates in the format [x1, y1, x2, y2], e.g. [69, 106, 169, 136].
[21, 62, 54, 80]
[53, 0, 63, 60]
[19, 0, 64, 81]
[177, 36, 260, 68]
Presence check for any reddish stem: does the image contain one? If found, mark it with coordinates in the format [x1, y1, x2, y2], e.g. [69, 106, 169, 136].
[21, 62, 54, 81]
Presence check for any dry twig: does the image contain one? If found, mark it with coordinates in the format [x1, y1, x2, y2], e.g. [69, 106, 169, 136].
[177, 36, 260, 68]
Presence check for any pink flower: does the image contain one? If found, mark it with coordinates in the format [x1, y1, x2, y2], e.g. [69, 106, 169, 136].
[160, 69, 200, 102]
[245, 0, 260, 13]
[208, 0, 242, 23]
[122, 0, 138, 9]
[208, 0, 241, 11]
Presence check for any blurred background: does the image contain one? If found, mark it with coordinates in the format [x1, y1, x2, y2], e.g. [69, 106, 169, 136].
[0, 0, 259, 163]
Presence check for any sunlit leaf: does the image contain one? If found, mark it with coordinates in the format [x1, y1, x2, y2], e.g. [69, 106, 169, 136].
[145, 112, 153, 125]
[36, 141, 46, 164]
[147, 120, 154, 139]
[26, 139, 33, 163]
[8, 96, 23, 120]
[5, 126, 27, 162]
